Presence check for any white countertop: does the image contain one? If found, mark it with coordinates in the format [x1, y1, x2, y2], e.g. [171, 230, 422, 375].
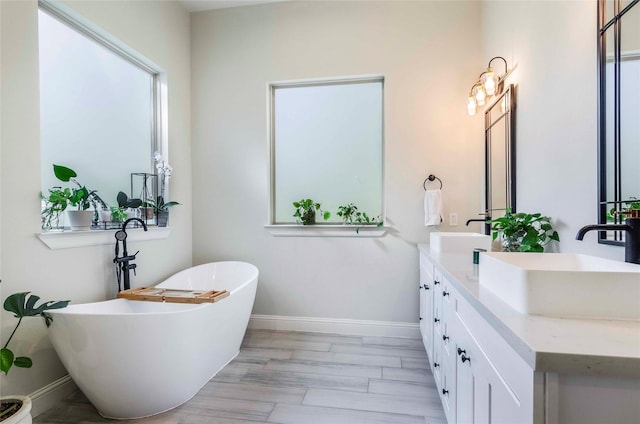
[419, 244, 640, 378]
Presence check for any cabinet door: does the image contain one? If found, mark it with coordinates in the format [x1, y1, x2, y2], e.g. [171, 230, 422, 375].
[455, 338, 474, 424]
[456, 318, 525, 424]
[419, 254, 434, 360]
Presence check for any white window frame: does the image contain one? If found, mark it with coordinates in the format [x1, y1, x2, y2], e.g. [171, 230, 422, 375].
[266, 75, 386, 237]
[37, 0, 170, 248]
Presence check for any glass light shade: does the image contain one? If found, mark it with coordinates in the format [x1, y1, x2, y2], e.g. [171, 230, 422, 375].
[474, 84, 486, 106]
[482, 69, 497, 96]
[467, 95, 477, 116]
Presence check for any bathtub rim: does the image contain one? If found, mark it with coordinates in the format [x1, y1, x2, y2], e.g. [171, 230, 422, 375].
[47, 261, 258, 317]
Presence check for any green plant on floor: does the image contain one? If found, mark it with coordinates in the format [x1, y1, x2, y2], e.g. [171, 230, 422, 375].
[489, 209, 559, 252]
[293, 199, 330, 225]
[1, 292, 69, 375]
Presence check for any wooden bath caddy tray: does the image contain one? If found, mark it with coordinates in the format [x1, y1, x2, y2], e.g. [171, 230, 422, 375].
[118, 287, 229, 304]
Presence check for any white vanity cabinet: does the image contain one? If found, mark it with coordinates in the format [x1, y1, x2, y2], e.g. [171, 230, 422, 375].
[418, 245, 640, 424]
[419, 250, 533, 424]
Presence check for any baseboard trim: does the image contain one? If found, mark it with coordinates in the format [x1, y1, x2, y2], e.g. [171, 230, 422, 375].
[249, 314, 420, 339]
[29, 375, 77, 418]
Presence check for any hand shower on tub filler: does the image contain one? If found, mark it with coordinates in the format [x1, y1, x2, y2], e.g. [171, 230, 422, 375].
[113, 218, 148, 292]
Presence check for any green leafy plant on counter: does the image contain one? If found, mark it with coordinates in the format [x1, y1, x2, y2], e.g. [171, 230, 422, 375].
[490, 210, 559, 252]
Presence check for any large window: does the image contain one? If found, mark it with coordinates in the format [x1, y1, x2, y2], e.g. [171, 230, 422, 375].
[269, 76, 384, 225]
[39, 3, 159, 207]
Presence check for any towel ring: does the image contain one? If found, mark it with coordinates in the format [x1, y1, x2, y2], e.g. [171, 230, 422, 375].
[423, 174, 443, 190]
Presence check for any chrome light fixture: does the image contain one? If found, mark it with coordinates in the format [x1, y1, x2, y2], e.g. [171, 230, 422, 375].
[466, 56, 509, 116]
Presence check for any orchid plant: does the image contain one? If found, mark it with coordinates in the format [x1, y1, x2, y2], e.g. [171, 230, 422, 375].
[152, 152, 180, 213]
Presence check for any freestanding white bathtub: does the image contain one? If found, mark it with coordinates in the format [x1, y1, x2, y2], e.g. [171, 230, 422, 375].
[47, 261, 258, 420]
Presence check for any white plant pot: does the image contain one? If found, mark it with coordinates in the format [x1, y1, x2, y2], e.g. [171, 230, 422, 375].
[67, 210, 93, 231]
[0, 396, 32, 424]
[98, 209, 111, 223]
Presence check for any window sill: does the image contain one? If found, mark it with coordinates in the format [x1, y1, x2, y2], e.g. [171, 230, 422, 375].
[264, 224, 388, 238]
[37, 227, 172, 250]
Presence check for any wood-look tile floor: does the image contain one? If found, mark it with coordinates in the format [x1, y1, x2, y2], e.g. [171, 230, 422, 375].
[35, 329, 446, 424]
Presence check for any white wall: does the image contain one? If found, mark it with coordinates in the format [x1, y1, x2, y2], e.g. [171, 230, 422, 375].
[0, 0, 192, 398]
[480, 0, 622, 260]
[191, 1, 483, 323]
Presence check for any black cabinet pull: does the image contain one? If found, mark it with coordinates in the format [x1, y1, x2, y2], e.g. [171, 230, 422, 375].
[461, 354, 471, 363]
[433, 362, 440, 368]
[434, 280, 440, 285]
[442, 334, 449, 341]
[457, 348, 466, 356]
[419, 317, 423, 321]
[442, 388, 449, 395]
[434, 317, 440, 323]
[419, 285, 423, 290]
[443, 291, 450, 297]
[423, 284, 430, 290]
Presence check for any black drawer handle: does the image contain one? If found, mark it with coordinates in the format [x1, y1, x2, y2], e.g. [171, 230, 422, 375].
[434, 318, 440, 323]
[419, 317, 423, 321]
[434, 280, 440, 285]
[423, 284, 430, 290]
[433, 362, 440, 368]
[442, 291, 450, 297]
[457, 348, 466, 356]
[442, 334, 449, 341]
[461, 354, 471, 363]
[442, 388, 449, 395]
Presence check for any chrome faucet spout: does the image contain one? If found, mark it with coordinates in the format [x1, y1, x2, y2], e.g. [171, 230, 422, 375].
[576, 218, 640, 264]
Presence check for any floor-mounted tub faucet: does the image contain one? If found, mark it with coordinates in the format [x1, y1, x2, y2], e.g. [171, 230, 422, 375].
[113, 218, 148, 291]
[576, 217, 640, 264]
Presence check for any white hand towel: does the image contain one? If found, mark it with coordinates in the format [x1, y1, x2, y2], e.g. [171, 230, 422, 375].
[424, 189, 443, 226]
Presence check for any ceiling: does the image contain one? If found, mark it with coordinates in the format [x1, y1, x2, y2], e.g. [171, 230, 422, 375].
[179, 0, 286, 12]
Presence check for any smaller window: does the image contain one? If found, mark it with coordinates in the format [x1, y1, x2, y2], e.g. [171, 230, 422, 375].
[269, 76, 384, 226]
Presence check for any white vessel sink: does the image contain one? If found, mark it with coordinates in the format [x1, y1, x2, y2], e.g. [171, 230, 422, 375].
[478, 252, 640, 320]
[430, 232, 492, 254]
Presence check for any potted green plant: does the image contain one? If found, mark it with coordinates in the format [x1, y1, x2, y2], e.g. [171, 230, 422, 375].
[293, 199, 330, 225]
[622, 197, 640, 218]
[490, 210, 559, 252]
[607, 197, 640, 221]
[1, 292, 69, 424]
[147, 196, 180, 227]
[40, 188, 69, 232]
[42, 164, 108, 231]
[108, 191, 143, 226]
[337, 203, 383, 233]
